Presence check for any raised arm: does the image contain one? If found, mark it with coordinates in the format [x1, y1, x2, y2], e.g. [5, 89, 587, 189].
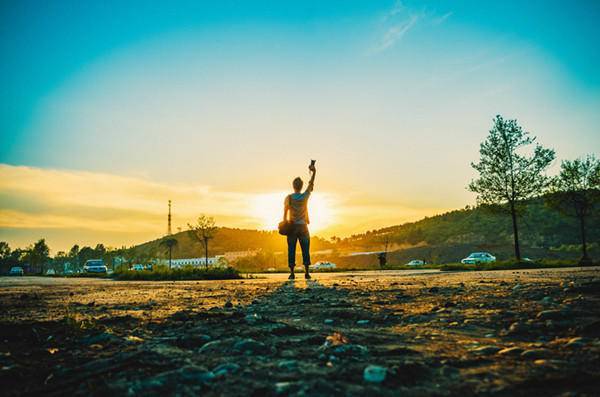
[306, 165, 316, 193]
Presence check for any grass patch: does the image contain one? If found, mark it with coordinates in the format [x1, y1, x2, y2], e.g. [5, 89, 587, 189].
[111, 265, 241, 281]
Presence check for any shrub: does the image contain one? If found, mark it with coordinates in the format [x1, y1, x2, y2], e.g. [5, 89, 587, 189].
[112, 265, 241, 281]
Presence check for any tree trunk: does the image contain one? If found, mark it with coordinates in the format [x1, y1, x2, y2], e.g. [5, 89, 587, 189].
[509, 200, 521, 261]
[579, 214, 591, 265]
[204, 238, 209, 270]
[169, 247, 172, 270]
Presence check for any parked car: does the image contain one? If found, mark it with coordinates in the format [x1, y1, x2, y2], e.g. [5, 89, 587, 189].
[310, 261, 337, 271]
[45, 269, 56, 275]
[83, 259, 108, 273]
[461, 252, 496, 265]
[9, 266, 24, 276]
[64, 269, 74, 275]
[406, 260, 426, 266]
[132, 264, 145, 271]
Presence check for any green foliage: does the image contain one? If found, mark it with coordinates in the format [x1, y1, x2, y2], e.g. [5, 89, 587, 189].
[468, 115, 555, 260]
[469, 115, 556, 205]
[112, 265, 241, 281]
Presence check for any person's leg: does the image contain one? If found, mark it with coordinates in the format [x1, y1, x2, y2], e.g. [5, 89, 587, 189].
[287, 231, 297, 279]
[299, 226, 311, 278]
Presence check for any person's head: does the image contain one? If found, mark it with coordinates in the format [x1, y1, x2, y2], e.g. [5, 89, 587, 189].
[292, 177, 303, 192]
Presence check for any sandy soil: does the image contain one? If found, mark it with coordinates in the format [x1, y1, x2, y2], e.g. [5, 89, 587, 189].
[1, 267, 599, 396]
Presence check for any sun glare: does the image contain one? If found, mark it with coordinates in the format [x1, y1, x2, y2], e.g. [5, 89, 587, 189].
[251, 192, 335, 233]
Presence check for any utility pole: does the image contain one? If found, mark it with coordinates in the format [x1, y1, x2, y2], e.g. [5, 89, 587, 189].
[167, 200, 172, 236]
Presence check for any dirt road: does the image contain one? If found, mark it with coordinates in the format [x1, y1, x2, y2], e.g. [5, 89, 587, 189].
[1, 267, 599, 396]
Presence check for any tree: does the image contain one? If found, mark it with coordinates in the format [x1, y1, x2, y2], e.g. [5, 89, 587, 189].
[0, 242, 11, 273]
[160, 237, 178, 269]
[547, 155, 600, 265]
[68, 244, 80, 269]
[188, 215, 218, 269]
[468, 115, 555, 261]
[27, 239, 51, 274]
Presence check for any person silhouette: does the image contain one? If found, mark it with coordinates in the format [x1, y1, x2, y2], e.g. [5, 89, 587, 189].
[283, 161, 316, 279]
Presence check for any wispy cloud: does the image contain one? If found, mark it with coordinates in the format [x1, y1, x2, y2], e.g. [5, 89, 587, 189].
[373, 14, 419, 53]
[370, 2, 454, 54]
[431, 11, 453, 26]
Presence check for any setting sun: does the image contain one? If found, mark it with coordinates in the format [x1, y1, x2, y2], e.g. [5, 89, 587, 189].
[251, 192, 336, 234]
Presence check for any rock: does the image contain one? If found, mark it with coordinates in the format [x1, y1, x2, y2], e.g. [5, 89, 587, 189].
[363, 365, 387, 383]
[277, 360, 299, 371]
[233, 338, 269, 354]
[540, 296, 554, 305]
[224, 300, 233, 308]
[178, 333, 211, 348]
[512, 284, 522, 291]
[324, 319, 334, 325]
[505, 321, 528, 336]
[280, 350, 295, 358]
[198, 340, 225, 354]
[565, 337, 586, 348]
[536, 310, 565, 320]
[428, 287, 440, 293]
[80, 332, 120, 346]
[356, 320, 370, 326]
[472, 345, 502, 355]
[274, 382, 293, 394]
[212, 362, 240, 377]
[521, 348, 551, 360]
[331, 344, 369, 357]
[497, 346, 524, 356]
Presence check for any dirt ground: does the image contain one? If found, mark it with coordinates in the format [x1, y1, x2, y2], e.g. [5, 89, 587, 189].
[1, 267, 599, 396]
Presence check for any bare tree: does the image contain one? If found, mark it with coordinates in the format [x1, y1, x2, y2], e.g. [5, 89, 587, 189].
[469, 115, 555, 261]
[547, 155, 600, 265]
[188, 215, 218, 269]
[160, 237, 178, 269]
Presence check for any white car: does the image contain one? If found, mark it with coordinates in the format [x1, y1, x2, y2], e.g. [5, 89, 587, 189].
[132, 264, 145, 271]
[310, 261, 337, 271]
[461, 252, 496, 265]
[45, 269, 56, 275]
[83, 260, 108, 273]
[406, 260, 426, 266]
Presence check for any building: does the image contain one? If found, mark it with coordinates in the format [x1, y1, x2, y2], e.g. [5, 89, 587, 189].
[223, 249, 261, 262]
[165, 256, 226, 268]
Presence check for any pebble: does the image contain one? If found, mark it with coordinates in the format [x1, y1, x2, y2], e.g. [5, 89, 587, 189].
[356, 320, 370, 326]
[565, 337, 586, 348]
[497, 346, 524, 356]
[363, 365, 387, 383]
[536, 310, 564, 320]
[212, 363, 240, 377]
[233, 338, 268, 354]
[520, 348, 551, 360]
[472, 345, 502, 355]
[324, 319, 334, 325]
[277, 360, 299, 371]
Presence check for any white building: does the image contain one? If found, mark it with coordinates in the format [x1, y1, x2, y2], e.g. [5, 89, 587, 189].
[165, 255, 226, 268]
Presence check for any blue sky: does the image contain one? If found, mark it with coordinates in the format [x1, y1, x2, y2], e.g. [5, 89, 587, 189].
[1, 1, 599, 250]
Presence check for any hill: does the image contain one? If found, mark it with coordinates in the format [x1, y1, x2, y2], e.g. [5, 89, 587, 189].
[130, 196, 599, 267]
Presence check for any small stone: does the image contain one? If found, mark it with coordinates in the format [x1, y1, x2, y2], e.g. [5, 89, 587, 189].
[275, 382, 293, 394]
[540, 296, 554, 305]
[512, 284, 522, 291]
[213, 363, 240, 377]
[505, 321, 528, 336]
[472, 345, 502, 355]
[233, 338, 268, 354]
[277, 360, 299, 371]
[497, 346, 524, 356]
[536, 310, 564, 320]
[363, 365, 387, 383]
[521, 348, 551, 360]
[324, 319, 334, 325]
[565, 337, 586, 348]
[198, 340, 224, 354]
[356, 320, 370, 326]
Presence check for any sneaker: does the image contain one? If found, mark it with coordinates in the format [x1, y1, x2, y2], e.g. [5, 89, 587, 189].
[288, 273, 295, 280]
[304, 273, 311, 279]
